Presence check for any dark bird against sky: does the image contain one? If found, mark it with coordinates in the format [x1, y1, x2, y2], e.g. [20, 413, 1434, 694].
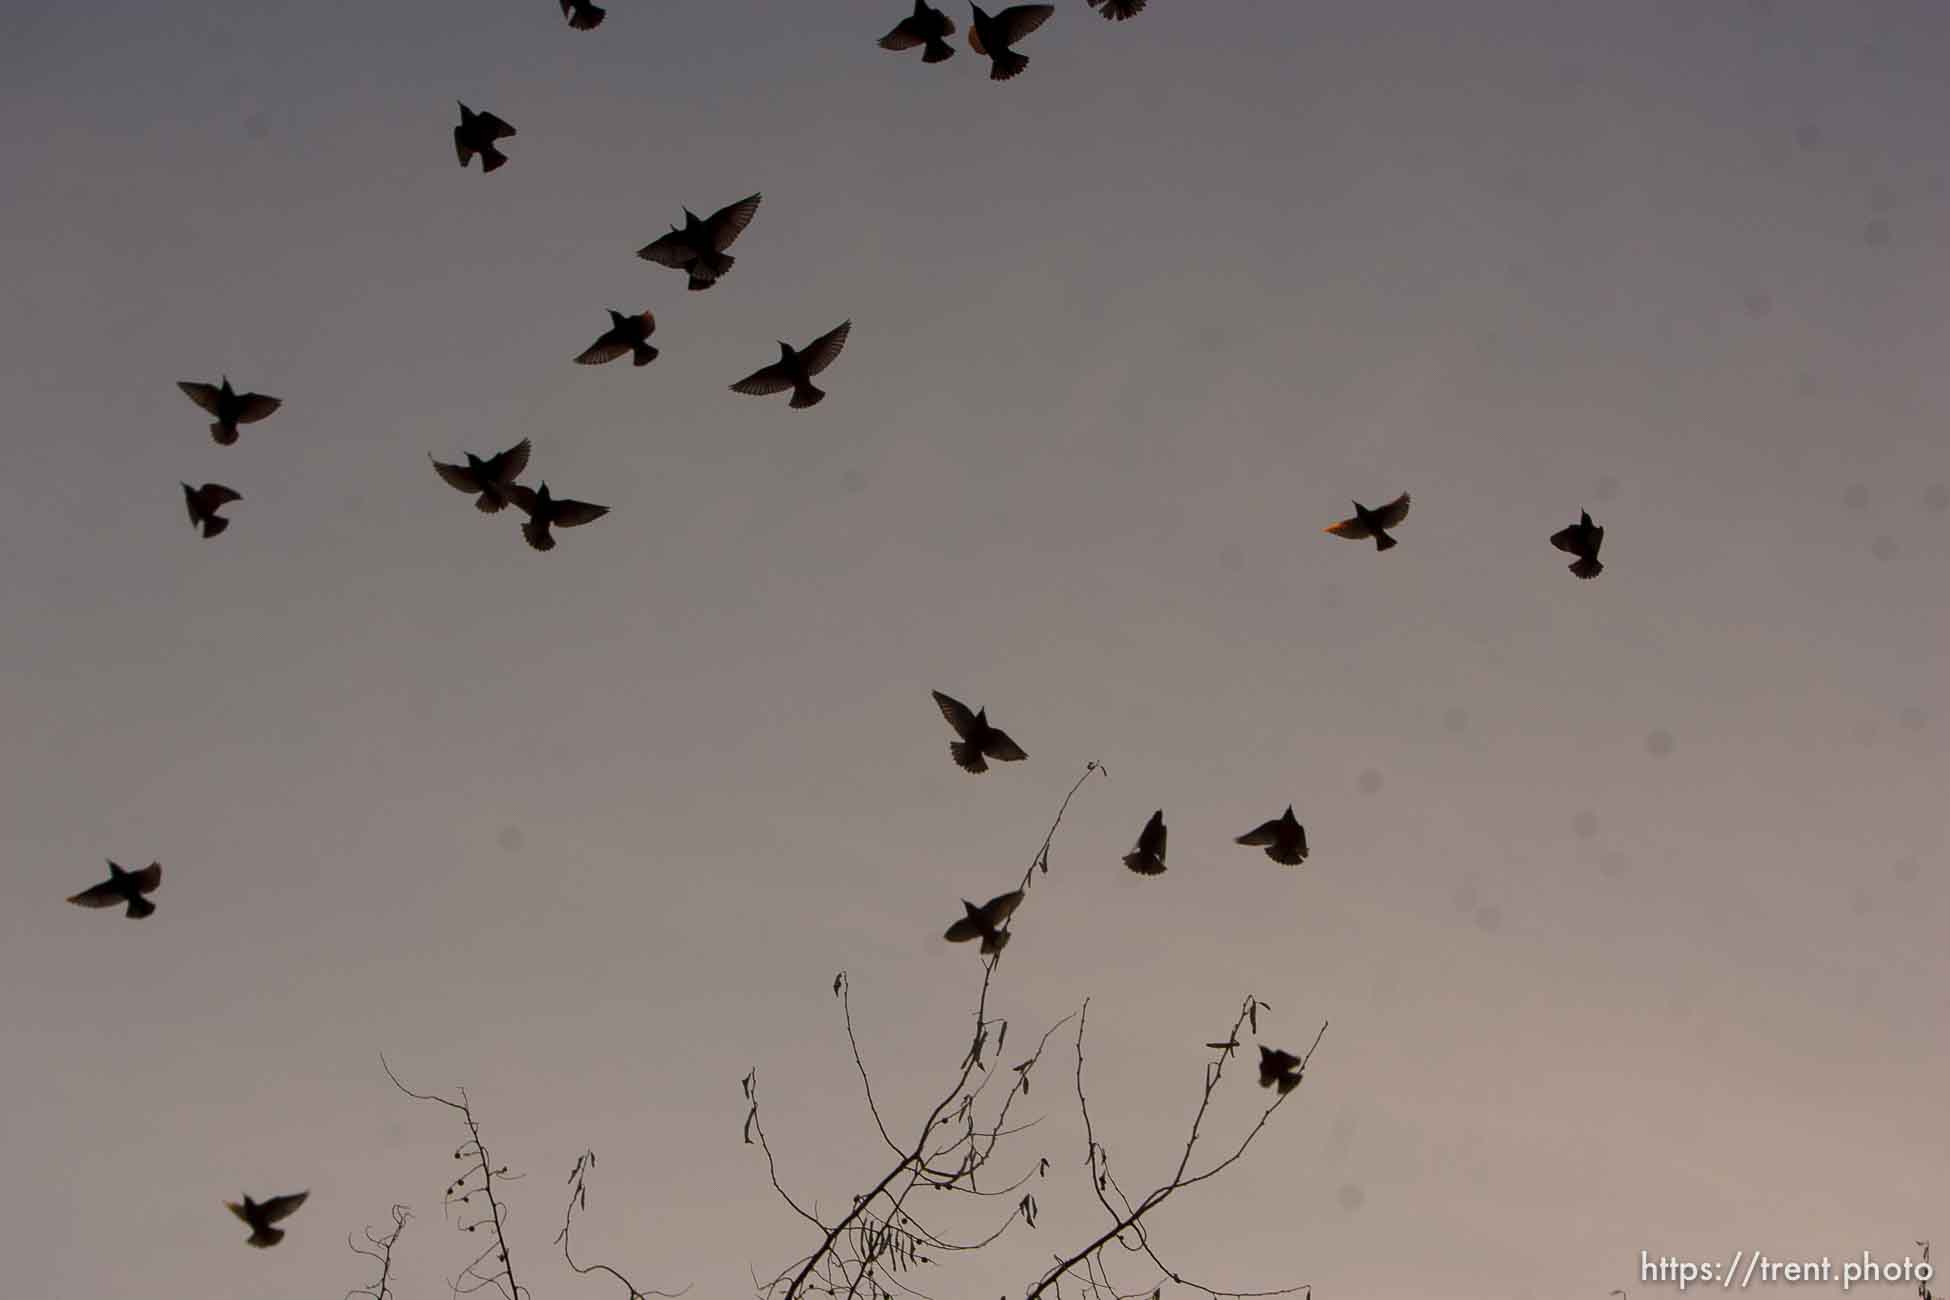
[1257, 1045, 1303, 1094]
[1235, 805, 1308, 866]
[575, 310, 659, 368]
[968, 4, 1054, 81]
[637, 193, 763, 292]
[942, 889, 1025, 956]
[1323, 492, 1412, 552]
[508, 482, 610, 552]
[430, 438, 532, 514]
[177, 377, 281, 447]
[728, 320, 852, 409]
[225, 1191, 309, 1248]
[880, 1, 958, 62]
[561, 0, 604, 30]
[1123, 809, 1168, 876]
[453, 102, 517, 173]
[931, 689, 1028, 774]
[66, 860, 162, 919]
[182, 483, 241, 538]
[1550, 509, 1605, 580]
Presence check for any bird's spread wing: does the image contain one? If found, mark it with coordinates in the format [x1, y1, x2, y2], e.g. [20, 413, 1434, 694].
[431, 457, 482, 494]
[705, 194, 762, 251]
[931, 690, 978, 739]
[576, 335, 631, 365]
[199, 484, 243, 507]
[980, 890, 1025, 926]
[729, 360, 795, 396]
[233, 394, 281, 423]
[487, 438, 532, 484]
[1370, 492, 1411, 528]
[880, 17, 927, 48]
[982, 728, 1027, 761]
[997, 4, 1055, 42]
[127, 862, 162, 894]
[258, 1192, 309, 1224]
[178, 381, 222, 414]
[477, 112, 517, 139]
[943, 914, 985, 943]
[550, 500, 609, 528]
[226, 1201, 253, 1224]
[1548, 525, 1583, 555]
[1323, 516, 1371, 540]
[637, 230, 697, 268]
[800, 320, 851, 376]
[506, 484, 541, 515]
[68, 880, 125, 908]
[1235, 818, 1282, 846]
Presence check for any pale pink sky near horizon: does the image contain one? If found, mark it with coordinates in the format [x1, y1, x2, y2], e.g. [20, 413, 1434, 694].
[2, 2, 1946, 1298]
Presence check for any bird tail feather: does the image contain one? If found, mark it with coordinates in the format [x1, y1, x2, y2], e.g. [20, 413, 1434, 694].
[949, 740, 988, 773]
[632, 342, 659, 367]
[480, 145, 508, 173]
[1372, 531, 1397, 552]
[789, 381, 826, 409]
[1570, 556, 1603, 580]
[991, 50, 1029, 80]
[211, 421, 239, 446]
[126, 895, 157, 919]
[202, 516, 230, 538]
[923, 37, 955, 62]
[250, 1227, 285, 1249]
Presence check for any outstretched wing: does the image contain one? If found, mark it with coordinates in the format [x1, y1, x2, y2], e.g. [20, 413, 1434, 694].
[978, 889, 1025, 927]
[729, 360, 795, 396]
[981, 728, 1027, 762]
[1369, 492, 1411, 529]
[943, 912, 986, 943]
[178, 381, 222, 414]
[485, 438, 532, 484]
[1235, 818, 1283, 846]
[575, 333, 631, 365]
[505, 484, 541, 515]
[430, 456, 482, 495]
[226, 1201, 253, 1224]
[550, 500, 609, 529]
[799, 320, 851, 377]
[705, 194, 762, 251]
[127, 862, 162, 895]
[67, 879, 125, 908]
[199, 484, 243, 507]
[258, 1191, 309, 1224]
[476, 111, 517, 140]
[880, 16, 927, 48]
[1548, 524, 1583, 555]
[233, 393, 281, 423]
[637, 230, 697, 268]
[996, 3, 1055, 42]
[1322, 516, 1371, 540]
[931, 690, 978, 740]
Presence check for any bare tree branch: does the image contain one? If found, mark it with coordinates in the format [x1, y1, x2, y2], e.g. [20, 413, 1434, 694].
[556, 1150, 691, 1299]
[346, 1204, 411, 1300]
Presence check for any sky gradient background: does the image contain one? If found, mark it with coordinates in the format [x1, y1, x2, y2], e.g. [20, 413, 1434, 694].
[2, 1, 1947, 1297]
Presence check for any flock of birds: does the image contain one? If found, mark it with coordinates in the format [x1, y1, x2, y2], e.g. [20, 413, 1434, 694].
[71, 0, 1623, 1261]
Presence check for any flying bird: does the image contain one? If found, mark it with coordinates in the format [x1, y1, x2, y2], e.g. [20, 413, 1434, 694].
[66, 860, 162, 919]
[575, 310, 658, 367]
[1323, 492, 1411, 551]
[1084, 0, 1146, 18]
[1123, 810, 1167, 876]
[637, 193, 762, 291]
[1257, 1045, 1303, 1094]
[182, 482, 242, 538]
[507, 482, 609, 552]
[1235, 805, 1308, 866]
[226, 1191, 309, 1248]
[728, 320, 851, 409]
[1549, 509, 1605, 580]
[561, 0, 605, 29]
[430, 438, 532, 514]
[943, 889, 1024, 956]
[880, 1, 957, 61]
[931, 689, 1028, 774]
[969, 4, 1053, 80]
[177, 377, 281, 446]
[454, 102, 517, 173]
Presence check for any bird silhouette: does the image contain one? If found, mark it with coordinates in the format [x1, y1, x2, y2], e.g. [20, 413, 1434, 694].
[561, 0, 605, 29]
[430, 438, 532, 514]
[507, 482, 609, 552]
[1123, 809, 1168, 876]
[931, 689, 1028, 774]
[454, 103, 517, 173]
[177, 377, 281, 447]
[226, 1191, 309, 1248]
[943, 889, 1024, 955]
[182, 482, 242, 538]
[728, 320, 851, 409]
[969, 4, 1053, 80]
[637, 193, 762, 291]
[67, 860, 162, 919]
[880, 0, 957, 61]
[1549, 509, 1605, 579]
[1323, 492, 1411, 551]
[1085, 0, 1146, 18]
[575, 310, 658, 367]
[1235, 805, 1308, 866]
[1257, 1045, 1303, 1094]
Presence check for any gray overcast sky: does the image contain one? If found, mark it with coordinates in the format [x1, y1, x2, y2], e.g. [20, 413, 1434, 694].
[2, 2, 1946, 1297]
